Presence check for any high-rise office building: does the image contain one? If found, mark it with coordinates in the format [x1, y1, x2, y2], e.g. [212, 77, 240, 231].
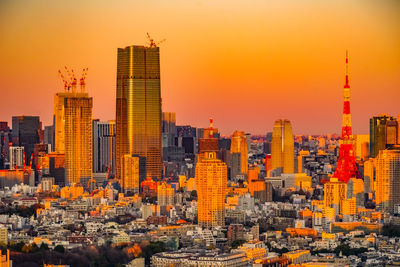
[230, 131, 248, 175]
[271, 119, 294, 175]
[375, 147, 400, 213]
[196, 151, 227, 228]
[116, 45, 162, 180]
[12, 116, 40, 166]
[121, 154, 146, 193]
[93, 120, 115, 173]
[60, 83, 93, 185]
[54, 92, 70, 154]
[332, 52, 361, 183]
[0, 125, 11, 169]
[370, 115, 399, 158]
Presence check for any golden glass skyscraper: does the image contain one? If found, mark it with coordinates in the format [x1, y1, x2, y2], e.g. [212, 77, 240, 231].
[116, 45, 162, 180]
[196, 152, 227, 228]
[230, 130, 248, 175]
[271, 119, 294, 175]
[64, 93, 93, 185]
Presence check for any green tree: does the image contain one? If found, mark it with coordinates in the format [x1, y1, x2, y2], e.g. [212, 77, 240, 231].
[54, 245, 65, 253]
[231, 240, 246, 249]
[40, 243, 49, 250]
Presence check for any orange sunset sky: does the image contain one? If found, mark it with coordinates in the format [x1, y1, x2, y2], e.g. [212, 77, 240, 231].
[0, 0, 399, 135]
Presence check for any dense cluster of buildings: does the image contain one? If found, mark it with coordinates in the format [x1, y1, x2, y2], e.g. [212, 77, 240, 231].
[0, 44, 399, 267]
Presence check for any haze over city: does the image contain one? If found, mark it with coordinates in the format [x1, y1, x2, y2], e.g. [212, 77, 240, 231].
[1, 0, 399, 134]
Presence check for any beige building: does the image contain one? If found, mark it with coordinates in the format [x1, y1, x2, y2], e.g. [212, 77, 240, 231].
[157, 182, 175, 206]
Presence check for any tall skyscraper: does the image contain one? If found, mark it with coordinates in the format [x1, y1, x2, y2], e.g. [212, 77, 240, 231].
[196, 151, 227, 228]
[370, 115, 399, 158]
[64, 93, 93, 185]
[332, 52, 361, 183]
[12, 116, 40, 166]
[55, 74, 93, 186]
[93, 120, 115, 173]
[230, 131, 248, 175]
[375, 147, 400, 213]
[116, 45, 162, 180]
[271, 119, 294, 175]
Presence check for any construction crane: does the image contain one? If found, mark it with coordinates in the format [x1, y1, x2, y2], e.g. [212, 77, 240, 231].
[80, 68, 88, 92]
[146, 32, 166, 48]
[58, 70, 69, 91]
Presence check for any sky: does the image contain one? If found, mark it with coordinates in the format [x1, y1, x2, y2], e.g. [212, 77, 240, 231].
[0, 0, 399, 135]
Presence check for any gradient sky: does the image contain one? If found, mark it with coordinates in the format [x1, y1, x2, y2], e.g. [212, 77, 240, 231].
[0, 0, 399, 135]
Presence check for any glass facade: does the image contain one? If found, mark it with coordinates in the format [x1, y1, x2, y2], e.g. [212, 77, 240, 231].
[271, 119, 294, 175]
[64, 95, 93, 185]
[116, 45, 162, 180]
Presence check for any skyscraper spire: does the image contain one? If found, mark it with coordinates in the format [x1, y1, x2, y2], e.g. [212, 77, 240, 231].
[333, 51, 361, 183]
[345, 50, 349, 88]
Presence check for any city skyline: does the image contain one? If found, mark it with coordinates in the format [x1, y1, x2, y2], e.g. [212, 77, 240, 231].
[1, 0, 399, 135]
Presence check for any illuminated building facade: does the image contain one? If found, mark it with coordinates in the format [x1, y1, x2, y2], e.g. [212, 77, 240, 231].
[116, 45, 162, 180]
[370, 115, 399, 158]
[354, 134, 369, 160]
[64, 93, 93, 185]
[54, 92, 70, 154]
[230, 131, 248, 175]
[324, 177, 347, 214]
[196, 151, 227, 228]
[271, 119, 294, 175]
[122, 154, 146, 193]
[93, 120, 115, 173]
[375, 147, 400, 213]
[157, 182, 174, 206]
[332, 52, 361, 183]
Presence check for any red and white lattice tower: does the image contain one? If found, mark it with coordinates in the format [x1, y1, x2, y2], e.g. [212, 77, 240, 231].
[332, 51, 361, 183]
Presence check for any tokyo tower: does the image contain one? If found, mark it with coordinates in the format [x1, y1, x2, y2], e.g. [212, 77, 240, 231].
[332, 51, 361, 183]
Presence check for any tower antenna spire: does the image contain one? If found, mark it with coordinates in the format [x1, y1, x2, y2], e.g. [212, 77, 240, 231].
[209, 118, 214, 139]
[345, 50, 349, 88]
